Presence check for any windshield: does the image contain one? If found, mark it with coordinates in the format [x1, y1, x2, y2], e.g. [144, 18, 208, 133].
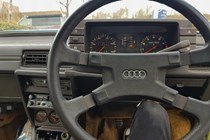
[0, 0, 209, 31]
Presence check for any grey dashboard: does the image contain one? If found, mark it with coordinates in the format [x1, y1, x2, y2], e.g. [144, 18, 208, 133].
[0, 19, 208, 102]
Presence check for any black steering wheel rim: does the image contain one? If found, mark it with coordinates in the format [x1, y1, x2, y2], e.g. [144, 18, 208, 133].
[47, 0, 210, 140]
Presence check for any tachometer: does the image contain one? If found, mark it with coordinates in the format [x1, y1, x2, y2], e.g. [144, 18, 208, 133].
[90, 34, 117, 53]
[140, 34, 168, 53]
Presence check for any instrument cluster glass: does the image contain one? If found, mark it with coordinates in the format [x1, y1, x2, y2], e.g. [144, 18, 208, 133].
[86, 21, 179, 53]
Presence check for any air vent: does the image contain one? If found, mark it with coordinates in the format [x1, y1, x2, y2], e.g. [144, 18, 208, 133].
[22, 51, 48, 66]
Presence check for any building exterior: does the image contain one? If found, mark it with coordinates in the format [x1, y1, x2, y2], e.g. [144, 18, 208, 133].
[0, 0, 21, 22]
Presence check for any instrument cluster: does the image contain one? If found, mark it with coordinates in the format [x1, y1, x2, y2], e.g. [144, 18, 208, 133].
[85, 21, 179, 53]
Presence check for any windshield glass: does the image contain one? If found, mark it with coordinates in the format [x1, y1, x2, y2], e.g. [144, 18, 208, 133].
[0, 0, 209, 31]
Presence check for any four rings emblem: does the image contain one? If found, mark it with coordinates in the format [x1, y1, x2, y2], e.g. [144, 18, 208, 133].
[122, 70, 147, 79]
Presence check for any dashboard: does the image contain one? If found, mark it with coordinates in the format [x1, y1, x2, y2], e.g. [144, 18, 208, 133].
[85, 21, 179, 53]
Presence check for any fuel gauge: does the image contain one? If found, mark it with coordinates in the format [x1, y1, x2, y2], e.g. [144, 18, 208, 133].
[120, 35, 136, 49]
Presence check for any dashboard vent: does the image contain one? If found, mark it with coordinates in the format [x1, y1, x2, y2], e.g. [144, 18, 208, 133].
[22, 51, 48, 66]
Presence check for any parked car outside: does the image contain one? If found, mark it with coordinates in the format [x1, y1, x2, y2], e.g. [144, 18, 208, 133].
[17, 14, 66, 29]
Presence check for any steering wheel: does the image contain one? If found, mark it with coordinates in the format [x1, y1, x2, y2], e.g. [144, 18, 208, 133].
[47, 0, 210, 139]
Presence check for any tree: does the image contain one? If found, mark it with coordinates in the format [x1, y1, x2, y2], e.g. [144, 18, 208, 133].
[112, 7, 129, 19]
[0, 1, 22, 23]
[203, 13, 210, 21]
[58, 0, 72, 17]
[91, 11, 111, 19]
[134, 6, 153, 19]
[8, 0, 12, 22]
[166, 11, 184, 19]
[91, 7, 129, 19]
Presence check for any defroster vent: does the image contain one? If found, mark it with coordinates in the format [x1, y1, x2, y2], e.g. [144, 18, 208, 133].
[22, 51, 48, 66]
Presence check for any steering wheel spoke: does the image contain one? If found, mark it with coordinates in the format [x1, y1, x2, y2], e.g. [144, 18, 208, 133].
[91, 67, 183, 106]
[89, 51, 185, 68]
[64, 66, 102, 78]
[58, 95, 96, 140]
[50, 40, 89, 66]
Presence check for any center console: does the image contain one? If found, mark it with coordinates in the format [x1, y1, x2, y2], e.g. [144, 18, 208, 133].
[16, 69, 72, 140]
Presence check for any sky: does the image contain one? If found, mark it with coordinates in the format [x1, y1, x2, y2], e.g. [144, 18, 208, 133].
[5, 0, 210, 16]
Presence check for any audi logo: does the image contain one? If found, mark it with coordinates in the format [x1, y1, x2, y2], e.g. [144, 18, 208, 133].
[122, 70, 147, 79]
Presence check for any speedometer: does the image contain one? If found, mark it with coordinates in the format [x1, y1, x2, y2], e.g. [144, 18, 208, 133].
[140, 34, 168, 53]
[90, 34, 117, 53]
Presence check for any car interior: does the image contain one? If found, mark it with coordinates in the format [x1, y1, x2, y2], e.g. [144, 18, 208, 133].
[0, 0, 210, 140]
